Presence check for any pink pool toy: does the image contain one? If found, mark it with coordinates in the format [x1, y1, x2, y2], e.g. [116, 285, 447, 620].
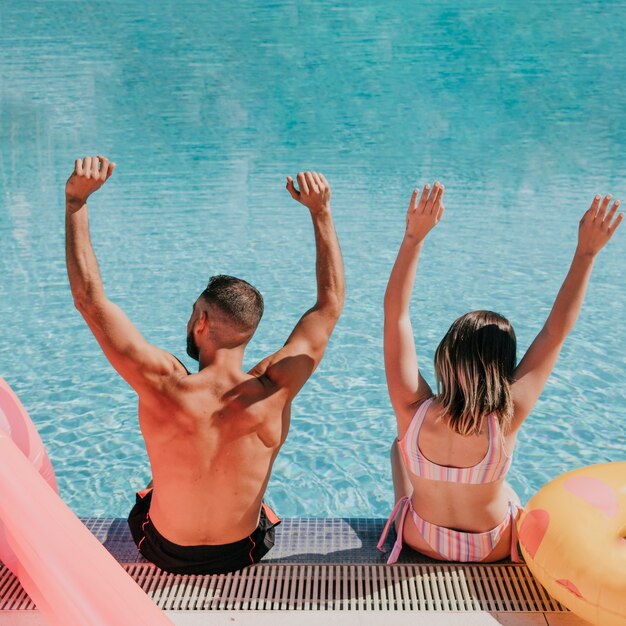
[0, 377, 58, 573]
[0, 378, 173, 625]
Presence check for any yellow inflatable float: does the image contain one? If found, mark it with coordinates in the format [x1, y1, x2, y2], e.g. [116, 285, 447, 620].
[518, 462, 626, 626]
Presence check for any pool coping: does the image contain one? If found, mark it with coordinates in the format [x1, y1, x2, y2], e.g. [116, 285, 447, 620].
[86, 516, 435, 566]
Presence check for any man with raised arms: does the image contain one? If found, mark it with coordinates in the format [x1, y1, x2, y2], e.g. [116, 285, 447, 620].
[65, 157, 345, 574]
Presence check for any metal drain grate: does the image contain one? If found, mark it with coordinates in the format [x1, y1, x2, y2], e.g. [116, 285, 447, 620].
[0, 565, 35, 610]
[0, 563, 567, 612]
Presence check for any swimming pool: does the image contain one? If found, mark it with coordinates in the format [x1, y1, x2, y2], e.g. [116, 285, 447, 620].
[1, 0, 625, 518]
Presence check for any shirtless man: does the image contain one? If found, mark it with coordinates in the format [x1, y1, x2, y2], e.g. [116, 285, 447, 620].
[65, 156, 345, 574]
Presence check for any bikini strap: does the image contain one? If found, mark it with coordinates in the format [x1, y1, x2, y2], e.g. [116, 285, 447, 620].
[377, 497, 405, 551]
[415, 397, 433, 426]
[404, 397, 433, 444]
[377, 496, 411, 565]
[509, 502, 523, 563]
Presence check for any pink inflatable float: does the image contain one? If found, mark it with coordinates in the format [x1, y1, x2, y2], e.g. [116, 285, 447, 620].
[0, 378, 58, 573]
[0, 377, 172, 625]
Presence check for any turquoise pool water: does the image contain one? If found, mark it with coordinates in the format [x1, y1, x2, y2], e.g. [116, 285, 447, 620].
[1, 1, 625, 518]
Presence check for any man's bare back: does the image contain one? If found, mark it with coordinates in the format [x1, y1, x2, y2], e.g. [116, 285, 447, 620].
[140, 362, 290, 545]
[65, 158, 345, 571]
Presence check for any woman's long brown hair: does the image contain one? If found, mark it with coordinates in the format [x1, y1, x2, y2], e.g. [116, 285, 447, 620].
[434, 310, 517, 436]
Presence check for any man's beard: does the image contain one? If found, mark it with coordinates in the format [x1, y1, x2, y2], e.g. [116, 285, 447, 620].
[186, 331, 199, 361]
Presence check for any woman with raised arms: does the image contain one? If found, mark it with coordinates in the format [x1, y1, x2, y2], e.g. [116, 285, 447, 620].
[378, 183, 622, 562]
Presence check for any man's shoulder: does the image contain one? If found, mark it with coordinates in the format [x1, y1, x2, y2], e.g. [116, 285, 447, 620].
[235, 372, 285, 405]
[170, 369, 276, 408]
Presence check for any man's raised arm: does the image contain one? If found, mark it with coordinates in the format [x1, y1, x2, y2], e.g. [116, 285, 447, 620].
[250, 171, 346, 397]
[65, 156, 182, 394]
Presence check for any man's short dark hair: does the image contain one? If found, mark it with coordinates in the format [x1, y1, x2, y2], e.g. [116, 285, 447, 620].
[200, 275, 264, 335]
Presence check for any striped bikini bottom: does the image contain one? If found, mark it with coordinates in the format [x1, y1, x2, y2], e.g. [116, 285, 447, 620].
[377, 496, 522, 563]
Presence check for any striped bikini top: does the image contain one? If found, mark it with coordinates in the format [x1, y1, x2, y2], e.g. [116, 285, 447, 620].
[398, 397, 513, 484]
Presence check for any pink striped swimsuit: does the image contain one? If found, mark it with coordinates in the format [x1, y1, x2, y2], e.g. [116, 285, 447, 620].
[378, 397, 521, 563]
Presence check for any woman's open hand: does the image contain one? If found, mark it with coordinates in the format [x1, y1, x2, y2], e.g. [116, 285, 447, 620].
[577, 194, 623, 257]
[405, 182, 445, 243]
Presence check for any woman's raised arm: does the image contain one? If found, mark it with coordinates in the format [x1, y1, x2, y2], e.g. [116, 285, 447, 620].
[511, 194, 623, 429]
[384, 182, 444, 432]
